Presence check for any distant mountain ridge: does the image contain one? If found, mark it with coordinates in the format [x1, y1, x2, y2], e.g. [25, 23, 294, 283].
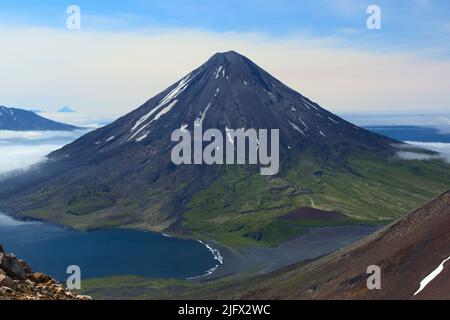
[0, 106, 79, 131]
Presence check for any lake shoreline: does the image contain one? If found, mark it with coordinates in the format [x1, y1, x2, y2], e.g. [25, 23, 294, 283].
[192, 224, 383, 282]
[0, 212, 221, 281]
[0, 209, 382, 283]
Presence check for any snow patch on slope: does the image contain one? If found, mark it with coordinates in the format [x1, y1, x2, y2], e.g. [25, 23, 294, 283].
[214, 66, 223, 79]
[328, 117, 339, 124]
[152, 100, 178, 122]
[180, 124, 188, 132]
[131, 74, 191, 132]
[414, 256, 450, 296]
[128, 73, 195, 142]
[197, 103, 212, 124]
[136, 132, 148, 142]
[302, 98, 319, 111]
[288, 120, 305, 136]
[298, 117, 309, 130]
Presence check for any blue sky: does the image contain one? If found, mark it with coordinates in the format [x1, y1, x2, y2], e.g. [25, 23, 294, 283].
[2, 0, 450, 55]
[0, 0, 449, 115]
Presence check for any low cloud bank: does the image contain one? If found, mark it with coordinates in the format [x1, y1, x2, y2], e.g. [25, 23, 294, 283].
[0, 144, 58, 176]
[0, 212, 36, 226]
[398, 141, 450, 163]
[0, 130, 86, 178]
[342, 112, 450, 129]
[0, 130, 86, 141]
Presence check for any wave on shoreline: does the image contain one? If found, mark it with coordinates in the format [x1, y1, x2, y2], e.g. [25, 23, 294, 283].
[187, 240, 224, 280]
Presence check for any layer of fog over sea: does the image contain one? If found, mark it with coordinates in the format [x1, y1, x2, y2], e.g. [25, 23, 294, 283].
[0, 111, 449, 281]
[1, 111, 450, 177]
[0, 112, 112, 176]
[344, 111, 450, 162]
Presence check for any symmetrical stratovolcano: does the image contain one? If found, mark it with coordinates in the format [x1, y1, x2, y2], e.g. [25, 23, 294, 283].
[0, 51, 449, 244]
[49, 51, 395, 154]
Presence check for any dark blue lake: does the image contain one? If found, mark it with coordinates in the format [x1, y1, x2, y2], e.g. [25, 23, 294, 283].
[0, 213, 219, 281]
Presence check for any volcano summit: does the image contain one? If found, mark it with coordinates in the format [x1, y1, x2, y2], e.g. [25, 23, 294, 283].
[0, 51, 449, 245]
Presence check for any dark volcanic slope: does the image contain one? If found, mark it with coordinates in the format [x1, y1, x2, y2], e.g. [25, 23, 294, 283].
[214, 190, 450, 300]
[0, 51, 448, 240]
[47, 51, 394, 159]
[0, 106, 78, 131]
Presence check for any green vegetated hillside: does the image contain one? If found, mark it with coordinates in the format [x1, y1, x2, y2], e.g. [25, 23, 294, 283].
[6, 149, 449, 249]
[183, 152, 450, 247]
[79, 189, 450, 301]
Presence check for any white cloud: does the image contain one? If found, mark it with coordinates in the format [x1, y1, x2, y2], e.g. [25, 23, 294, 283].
[1, 26, 450, 115]
[397, 151, 437, 161]
[0, 130, 87, 178]
[0, 212, 35, 226]
[398, 141, 450, 163]
[0, 144, 56, 176]
[341, 112, 450, 129]
[0, 130, 87, 141]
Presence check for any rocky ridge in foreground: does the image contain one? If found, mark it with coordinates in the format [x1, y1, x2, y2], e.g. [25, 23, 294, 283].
[0, 245, 90, 300]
